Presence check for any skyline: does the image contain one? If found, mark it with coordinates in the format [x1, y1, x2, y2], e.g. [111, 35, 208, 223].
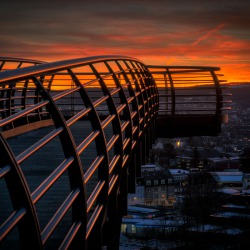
[1, 0, 249, 82]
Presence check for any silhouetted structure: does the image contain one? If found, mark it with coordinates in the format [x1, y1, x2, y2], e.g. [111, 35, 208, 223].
[0, 56, 229, 249]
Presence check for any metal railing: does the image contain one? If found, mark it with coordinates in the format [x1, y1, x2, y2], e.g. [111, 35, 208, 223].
[0, 56, 158, 249]
[0, 56, 231, 249]
[148, 65, 231, 137]
[147, 65, 231, 116]
[0, 57, 44, 71]
[0, 60, 230, 133]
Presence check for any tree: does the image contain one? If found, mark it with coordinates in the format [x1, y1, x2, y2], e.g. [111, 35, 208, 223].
[163, 143, 176, 158]
[181, 172, 222, 223]
[159, 143, 176, 167]
[190, 147, 200, 169]
[151, 142, 176, 168]
[240, 147, 250, 173]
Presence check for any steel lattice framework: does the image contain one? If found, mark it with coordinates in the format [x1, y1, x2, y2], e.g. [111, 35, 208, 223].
[0, 56, 159, 249]
[0, 55, 231, 250]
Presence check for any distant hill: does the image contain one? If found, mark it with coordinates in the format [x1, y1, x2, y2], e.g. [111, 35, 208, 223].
[225, 83, 250, 107]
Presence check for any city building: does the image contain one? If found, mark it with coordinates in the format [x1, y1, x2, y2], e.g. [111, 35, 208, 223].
[143, 171, 174, 207]
[210, 171, 243, 190]
[243, 173, 250, 190]
[168, 169, 189, 194]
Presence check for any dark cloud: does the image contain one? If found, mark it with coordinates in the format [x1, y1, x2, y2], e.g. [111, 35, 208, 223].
[0, 0, 249, 81]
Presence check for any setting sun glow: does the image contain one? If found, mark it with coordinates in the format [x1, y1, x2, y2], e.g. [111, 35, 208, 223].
[1, 0, 249, 83]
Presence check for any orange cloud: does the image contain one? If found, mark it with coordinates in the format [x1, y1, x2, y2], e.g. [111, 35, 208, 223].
[192, 24, 225, 46]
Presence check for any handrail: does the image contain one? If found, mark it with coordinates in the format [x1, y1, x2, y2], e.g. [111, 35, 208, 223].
[0, 57, 44, 71]
[0, 57, 44, 63]
[0, 55, 143, 83]
[147, 65, 231, 117]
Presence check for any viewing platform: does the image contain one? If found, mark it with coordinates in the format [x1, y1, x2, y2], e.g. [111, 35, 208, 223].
[0, 56, 230, 249]
[148, 65, 230, 137]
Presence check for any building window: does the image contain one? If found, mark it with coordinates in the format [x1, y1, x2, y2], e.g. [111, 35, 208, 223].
[154, 187, 158, 191]
[146, 180, 151, 186]
[132, 225, 136, 234]
[161, 186, 165, 191]
[161, 179, 165, 185]
[154, 180, 158, 185]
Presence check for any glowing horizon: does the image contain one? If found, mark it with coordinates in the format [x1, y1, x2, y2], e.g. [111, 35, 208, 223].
[1, 0, 249, 83]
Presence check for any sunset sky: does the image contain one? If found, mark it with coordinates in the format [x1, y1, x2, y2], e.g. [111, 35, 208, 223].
[1, 0, 249, 82]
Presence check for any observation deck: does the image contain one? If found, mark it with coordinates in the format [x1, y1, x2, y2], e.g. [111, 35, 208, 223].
[0, 56, 230, 249]
[148, 65, 230, 137]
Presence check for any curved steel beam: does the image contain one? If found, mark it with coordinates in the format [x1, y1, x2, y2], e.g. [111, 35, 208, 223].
[0, 55, 157, 250]
[0, 56, 230, 249]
